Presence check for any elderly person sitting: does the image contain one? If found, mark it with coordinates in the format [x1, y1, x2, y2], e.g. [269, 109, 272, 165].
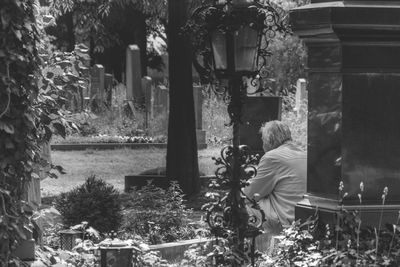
[243, 120, 307, 234]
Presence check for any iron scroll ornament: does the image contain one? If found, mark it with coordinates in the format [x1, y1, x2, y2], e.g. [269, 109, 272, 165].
[205, 145, 267, 265]
[185, 0, 290, 265]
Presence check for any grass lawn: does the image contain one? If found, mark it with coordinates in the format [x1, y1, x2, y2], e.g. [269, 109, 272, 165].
[42, 147, 222, 196]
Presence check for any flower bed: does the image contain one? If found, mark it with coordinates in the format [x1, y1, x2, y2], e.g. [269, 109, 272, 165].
[34, 178, 215, 266]
[52, 134, 166, 144]
[50, 134, 207, 150]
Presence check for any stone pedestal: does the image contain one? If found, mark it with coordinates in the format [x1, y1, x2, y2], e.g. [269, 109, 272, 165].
[290, 0, 400, 226]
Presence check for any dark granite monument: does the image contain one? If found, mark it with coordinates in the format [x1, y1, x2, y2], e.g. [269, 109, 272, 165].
[290, 0, 400, 225]
[239, 96, 282, 155]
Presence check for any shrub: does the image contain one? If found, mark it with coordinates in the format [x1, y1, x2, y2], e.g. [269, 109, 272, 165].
[259, 184, 400, 267]
[55, 175, 122, 233]
[282, 97, 307, 151]
[121, 181, 204, 244]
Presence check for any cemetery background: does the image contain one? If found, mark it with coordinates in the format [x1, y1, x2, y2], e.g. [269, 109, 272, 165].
[4, 0, 400, 266]
[0, 0, 316, 266]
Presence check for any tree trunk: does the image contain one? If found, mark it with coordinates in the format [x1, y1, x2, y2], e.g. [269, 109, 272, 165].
[166, 0, 200, 196]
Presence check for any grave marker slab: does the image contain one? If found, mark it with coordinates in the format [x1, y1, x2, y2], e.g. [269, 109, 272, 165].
[105, 73, 113, 106]
[239, 96, 282, 155]
[295, 78, 306, 118]
[142, 76, 152, 128]
[193, 85, 206, 145]
[90, 64, 105, 101]
[126, 45, 143, 105]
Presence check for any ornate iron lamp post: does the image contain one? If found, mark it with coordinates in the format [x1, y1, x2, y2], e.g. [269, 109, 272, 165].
[186, 0, 289, 265]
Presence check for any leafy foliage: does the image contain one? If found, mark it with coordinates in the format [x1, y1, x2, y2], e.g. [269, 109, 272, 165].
[266, 33, 307, 96]
[48, 0, 167, 53]
[122, 181, 207, 244]
[0, 0, 45, 265]
[39, 43, 90, 113]
[0, 0, 78, 263]
[54, 134, 162, 144]
[261, 215, 383, 266]
[282, 97, 307, 150]
[261, 208, 400, 266]
[55, 175, 123, 233]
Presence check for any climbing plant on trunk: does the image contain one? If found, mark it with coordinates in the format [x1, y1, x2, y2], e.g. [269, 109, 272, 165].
[0, 0, 41, 265]
[0, 0, 70, 264]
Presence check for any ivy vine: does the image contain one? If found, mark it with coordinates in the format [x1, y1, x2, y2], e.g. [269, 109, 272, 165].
[0, 0, 69, 265]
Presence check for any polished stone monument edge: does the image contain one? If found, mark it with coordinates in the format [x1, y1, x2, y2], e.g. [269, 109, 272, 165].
[296, 195, 400, 228]
[290, 1, 400, 226]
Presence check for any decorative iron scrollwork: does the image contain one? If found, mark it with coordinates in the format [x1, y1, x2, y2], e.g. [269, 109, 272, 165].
[207, 145, 265, 232]
[185, 1, 290, 265]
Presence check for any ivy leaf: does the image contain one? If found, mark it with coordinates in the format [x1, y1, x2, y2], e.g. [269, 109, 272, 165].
[10, 223, 26, 240]
[52, 122, 66, 138]
[0, 121, 15, 134]
[14, 30, 22, 40]
[46, 71, 54, 79]
[48, 172, 58, 179]
[52, 164, 66, 174]
[24, 113, 35, 127]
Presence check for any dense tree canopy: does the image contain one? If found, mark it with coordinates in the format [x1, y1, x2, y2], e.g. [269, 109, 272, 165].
[45, 0, 167, 79]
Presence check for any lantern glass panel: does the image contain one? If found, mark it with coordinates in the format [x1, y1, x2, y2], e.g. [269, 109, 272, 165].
[211, 30, 228, 71]
[234, 26, 258, 72]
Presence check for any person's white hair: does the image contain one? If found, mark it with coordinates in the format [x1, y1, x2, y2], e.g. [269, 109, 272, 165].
[260, 120, 292, 152]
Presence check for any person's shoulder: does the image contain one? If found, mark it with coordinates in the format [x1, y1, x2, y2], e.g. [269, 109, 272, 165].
[264, 143, 306, 160]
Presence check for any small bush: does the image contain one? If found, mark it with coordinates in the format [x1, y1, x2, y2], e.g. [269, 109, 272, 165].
[55, 175, 122, 233]
[121, 181, 204, 244]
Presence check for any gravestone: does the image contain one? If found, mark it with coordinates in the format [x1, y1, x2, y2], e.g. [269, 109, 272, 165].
[142, 76, 152, 128]
[239, 96, 282, 155]
[291, 0, 400, 226]
[150, 84, 169, 135]
[126, 45, 143, 106]
[294, 78, 307, 118]
[112, 83, 126, 110]
[193, 85, 206, 145]
[90, 64, 105, 101]
[105, 73, 113, 107]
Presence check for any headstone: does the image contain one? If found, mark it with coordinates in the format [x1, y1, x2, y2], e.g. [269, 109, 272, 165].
[142, 76, 152, 128]
[193, 86, 206, 145]
[126, 45, 143, 105]
[193, 86, 203, 130]
[150, 85, 169, 135]
[291, 0, 400, 226]
[294, 78, 307, 117]
[90, 64, 105, 101]
[112, 83, 126, 110]
[105, 73, 113, 106]
[239, 96, 282, 156]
